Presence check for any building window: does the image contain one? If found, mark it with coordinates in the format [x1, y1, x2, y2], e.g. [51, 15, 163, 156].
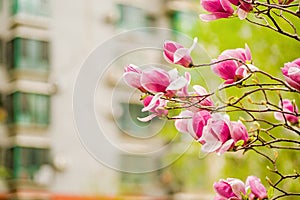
[6, 92, 50, 126]
[11, 0, 50, 16]
[6, 38, 50, 73]
[5, 146, 50, 181]
[116, 4, 151, 29]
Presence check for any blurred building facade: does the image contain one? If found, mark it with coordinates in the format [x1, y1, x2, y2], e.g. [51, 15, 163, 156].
[0, 0, 212, 199]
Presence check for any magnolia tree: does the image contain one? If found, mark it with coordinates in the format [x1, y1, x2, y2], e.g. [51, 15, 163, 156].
[122, 0, 299, 199]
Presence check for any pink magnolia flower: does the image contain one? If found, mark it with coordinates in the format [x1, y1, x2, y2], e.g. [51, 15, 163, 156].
[274, 99, 299, 124]
[199, 114, 249, 155]
[231, 120, 249, 144]
[214, 178, 246, 200]
[175, 110, 211, 140]
[141, 68, 188, 98]
[163, 38, 197, 68]
[228, 0, 253, 20]
[200, 0, 234, 22]
[123, 64, 146, 92]
[246, 176, 268, 200]
[199, 114, 234, 155]
[138, 93, 168, 122]
[211, 44, 254, 84]
[281, 58, 300, 91]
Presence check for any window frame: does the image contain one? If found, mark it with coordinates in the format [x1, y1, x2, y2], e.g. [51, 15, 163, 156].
[5, 92, 50, 126]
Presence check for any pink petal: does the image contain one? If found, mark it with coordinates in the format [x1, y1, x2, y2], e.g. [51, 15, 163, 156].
[220, 0, 234, 13]
[211, 55, 239, 80]
[199, 12, 232, 22]
[237, 7, 248, 20]
[245, 44, 252, 62]
[166, 76, 188, 91]
[288, 66, 300, 84]
[123, 72, 142, 89]
[175, 110, 194, 135]
[201, 0, 224, 12]
[200, 126, 223, 153]
[141, 68, 170, 93]
[228, 179, 246, 198]
[216, 139, 234, 155]
[168, 68, 179, 81]
[142, 93, 164, 112]
[138, 114, 158, 122]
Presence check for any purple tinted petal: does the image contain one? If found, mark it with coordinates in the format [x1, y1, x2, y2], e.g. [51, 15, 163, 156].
[220, 0, 234, 13]
[245, 44, 252, 61]
[141, 68, 170, 93]
[228, 178, 246, 198]
[216, 139, 234, 155]
[214, 180, 236, 198]
[288, 67, 300, 84]
[138, 114, 158, 122]
[201, 0, 224, 12]
[166, 76, 188, 91]
[193, 110, 211, 139]
[212, 55, 238, 80]
[284, 75, 300, 91]
[199, 12, 232, 22]
[201, 126, 223, 153]
[246, 176, 267, 199]
[123, 72, 142, 89]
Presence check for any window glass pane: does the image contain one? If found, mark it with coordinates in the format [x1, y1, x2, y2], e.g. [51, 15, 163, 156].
[6, 40, 14, 71]
[11, 0, 50, 16]
[10, 38, 49, 72]
[35, 94, 50, 125]
[116, 4, 149, 29]
[7, 147, 50, 180]
[11, 92, 50, 126]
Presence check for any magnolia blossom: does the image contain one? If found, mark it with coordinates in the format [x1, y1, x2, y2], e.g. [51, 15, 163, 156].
[163, 38, 197, 68]
[214, 178, 246, 200]
[199, 114, 249, 155]
[214, 176, 267, 200]
[246, 176, 268, 200]
[211, 44, 254, 84]
[200, 0, 234, 22]
[274, 99, 299, 124]
[228, 0, 253, 19]
[138, 93, 168, 122]
[281, 58, 300, 91]
[141, 68, 188, 97]
[199, 113, 233, 155]
[231, 121, 249, 143]
[123, 65, 189, 98]
[175, 110, 211, 139]
[123, 64, 146, 92]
